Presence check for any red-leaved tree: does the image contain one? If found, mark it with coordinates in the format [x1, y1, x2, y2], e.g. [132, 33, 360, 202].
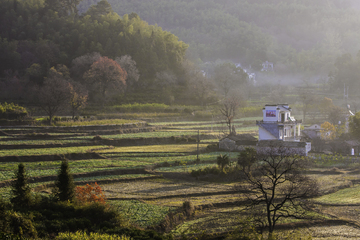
[83, 56, 127, 104]
[75, 182, 106, 204]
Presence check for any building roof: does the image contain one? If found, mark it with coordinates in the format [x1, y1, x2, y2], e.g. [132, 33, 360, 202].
[256, 122, 280, 138]
[304, 124, 322, 130]
[264, 104, 291, 111]
[345, 140, 360, 147]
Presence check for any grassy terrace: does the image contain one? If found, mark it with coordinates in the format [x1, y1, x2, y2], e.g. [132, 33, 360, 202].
[315, 184, 360, 204]
[0, 139, 91, 145]
[70, 131, 218, 139]
[0, 146, 106, 157]
[6, 117, 358, 238]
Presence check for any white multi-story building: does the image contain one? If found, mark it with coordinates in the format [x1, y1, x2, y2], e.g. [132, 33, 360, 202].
[256, 104, 302, 141]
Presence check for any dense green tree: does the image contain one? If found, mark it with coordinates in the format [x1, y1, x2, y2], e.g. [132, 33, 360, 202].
[238, 147, 257, 172]
[85, 0, 112, 20]
[53, 160, 75, 202]
[0, 0, 187, 92]
[11, 163, 32, 209]
[349, 112, 360, 138]
[217, 154, 230, 171]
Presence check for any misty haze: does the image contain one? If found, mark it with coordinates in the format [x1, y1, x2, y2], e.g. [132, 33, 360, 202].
[1, 0, 360, 239]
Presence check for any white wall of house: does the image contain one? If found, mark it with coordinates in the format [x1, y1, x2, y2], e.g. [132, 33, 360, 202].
[262, 105, 292, 123]
[259, 127, 278, 140]
[262, 106, 279, 122]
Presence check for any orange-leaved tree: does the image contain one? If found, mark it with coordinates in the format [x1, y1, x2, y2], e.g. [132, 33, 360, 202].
[75, 182, 106, 204]
[83, 56, 127, 104]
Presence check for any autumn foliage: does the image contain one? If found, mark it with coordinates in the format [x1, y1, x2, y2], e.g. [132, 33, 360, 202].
[75, 182, 106, 204]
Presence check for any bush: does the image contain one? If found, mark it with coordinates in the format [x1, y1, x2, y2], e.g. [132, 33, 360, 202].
[191, 166, 222, 177]
[113, 103, 171, 113]
[0, 102, 27, 120]
[56, 231, 132, 240]
[30, 198, 124, 237]
[217, 154, 230, 171]
[75, 183, 106, 204]
[7, 211, 38, 238]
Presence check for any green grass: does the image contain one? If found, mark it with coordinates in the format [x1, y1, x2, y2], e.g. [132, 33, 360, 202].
[71, 131, 215, 140]
[156, 163, 218, 173]
[53, 119, 143, 127]
[110, 200, 175, 227]
[96, 144, 209, 153]
[75, 174, 157, 182]
[0, 145, 106, 157]
[0, 139, 90, 145]
[0, 166, 145, 182]
[315, 184, 360, 204]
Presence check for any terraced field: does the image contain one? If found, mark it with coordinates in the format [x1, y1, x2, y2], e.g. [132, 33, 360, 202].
[2, 118, 360, 239]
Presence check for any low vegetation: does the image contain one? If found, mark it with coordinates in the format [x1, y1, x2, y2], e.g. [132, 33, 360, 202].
[1, 118, 360, 239]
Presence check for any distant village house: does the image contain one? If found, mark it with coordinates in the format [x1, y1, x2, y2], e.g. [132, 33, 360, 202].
[219, 104, 311, 156]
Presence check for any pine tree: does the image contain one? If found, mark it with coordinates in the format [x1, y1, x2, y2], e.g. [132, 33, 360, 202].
[53, 160, 75, 202]
[11, 163, 32, 209]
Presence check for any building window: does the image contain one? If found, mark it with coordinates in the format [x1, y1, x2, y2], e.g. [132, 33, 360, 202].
[284, 129, 287, 137]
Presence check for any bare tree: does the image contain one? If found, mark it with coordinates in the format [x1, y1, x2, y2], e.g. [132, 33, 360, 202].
[237, 143, 318, 236]
[298, 90, 318, 123]
[219, 96, 242, 135]
[213, 62, 248, 98]
[35, 77, 72, 124]
[69, 81, 88, 120]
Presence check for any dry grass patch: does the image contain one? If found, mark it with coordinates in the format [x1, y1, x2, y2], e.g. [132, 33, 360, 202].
[171, 206, 244, 236]
[102, 180, 235, 202]
[314, 174, 354, 195]
[310, 224, 360, 239]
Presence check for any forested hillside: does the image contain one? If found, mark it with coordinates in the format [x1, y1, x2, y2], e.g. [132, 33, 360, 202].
[0, 0, 195, 105]
[79, 0, 360, 74]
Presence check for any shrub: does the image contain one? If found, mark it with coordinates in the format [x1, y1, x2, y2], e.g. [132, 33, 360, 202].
[205, 144, 219, 152]
[191, 166, 222, 177]
[0, 102, 27, 120]
[217, 154, 230, 171]
[182, 201, 195, 219]
[7, 211, 38, 238]
[56, 231, 132, 240]
[53, 160, 75, 202]
[11, 163, 32, 210]
[237, 148, 257, 171]
[30, 198, 124, 236]
[75, 183, 106, 204]
[113, 103, 170, 113]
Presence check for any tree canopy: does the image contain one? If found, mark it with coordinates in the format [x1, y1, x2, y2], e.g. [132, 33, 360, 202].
[78, 0, 360, 75]
[0, 0, 187, 87]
